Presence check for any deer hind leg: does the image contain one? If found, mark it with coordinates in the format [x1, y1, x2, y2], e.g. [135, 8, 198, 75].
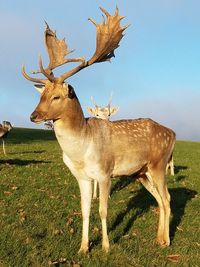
[99, 178, 111, 252]
[77, 179, 92, 253]
[169, 157, 174, 176]
[93, 180, 98, 199]
[166, 154, 174, 176]
[93, 180, 111, 200]
[139, 170, 170, 247]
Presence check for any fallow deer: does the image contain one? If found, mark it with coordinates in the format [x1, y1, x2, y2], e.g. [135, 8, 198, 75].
[0, 121, 13, 155]
[22, 7, 176, 253]
[87, 95, 119, 120]
[87, 95, 119, 199]
[44, 120, 54, 130]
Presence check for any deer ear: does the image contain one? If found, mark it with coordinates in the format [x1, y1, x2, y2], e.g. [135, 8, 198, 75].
[63, 83, 75, 99]
[110, 107, 119, 115]
[34, 84, 45, 94]
[87, 107, 96, 116]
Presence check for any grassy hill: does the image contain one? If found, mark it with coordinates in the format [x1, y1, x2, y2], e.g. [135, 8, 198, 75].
[0, 128, 199, 266]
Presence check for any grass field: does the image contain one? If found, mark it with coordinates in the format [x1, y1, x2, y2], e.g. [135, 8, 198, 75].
[0, 127, 199, 267]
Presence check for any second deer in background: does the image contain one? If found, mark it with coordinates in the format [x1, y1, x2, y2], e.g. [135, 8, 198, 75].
[87, 95, 119, 120]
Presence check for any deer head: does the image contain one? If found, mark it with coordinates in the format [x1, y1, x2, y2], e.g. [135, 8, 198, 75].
[2, 121, 13, 131]
[87, 95, 119, 120]
[22, 7, 128, 124]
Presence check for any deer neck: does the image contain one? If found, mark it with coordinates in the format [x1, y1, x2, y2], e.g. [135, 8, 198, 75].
[53, 95, 88, 158]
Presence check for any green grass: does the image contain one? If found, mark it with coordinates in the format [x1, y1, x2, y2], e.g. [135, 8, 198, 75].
[0, 128, 199, 267]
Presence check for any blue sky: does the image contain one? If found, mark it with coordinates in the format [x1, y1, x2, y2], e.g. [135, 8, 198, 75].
[0, 0, 200, 141]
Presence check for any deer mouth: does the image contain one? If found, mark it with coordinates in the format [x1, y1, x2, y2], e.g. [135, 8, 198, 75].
[30, 111, 47, 123]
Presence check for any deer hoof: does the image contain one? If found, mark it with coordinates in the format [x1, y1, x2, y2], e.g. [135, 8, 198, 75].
[78, 246, 89, 254]
[102, 244, 110, 253]
[156, 237, 170, 247]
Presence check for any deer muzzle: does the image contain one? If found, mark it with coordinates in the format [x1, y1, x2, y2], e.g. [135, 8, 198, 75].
[30, 110, 47, 123]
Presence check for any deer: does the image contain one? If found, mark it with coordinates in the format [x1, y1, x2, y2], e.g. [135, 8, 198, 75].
[87, 95, 119, 120]
[44, 120, 54, 130]
[0, 121, 13, 155]
[87, 95, 119, 199]
[22, 7, 176, 253]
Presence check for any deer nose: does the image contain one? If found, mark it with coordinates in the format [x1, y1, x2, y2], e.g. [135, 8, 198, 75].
[30, 112, 38, 122]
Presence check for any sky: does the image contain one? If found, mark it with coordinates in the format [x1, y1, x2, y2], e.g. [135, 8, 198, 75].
[0, 0, 200, 141]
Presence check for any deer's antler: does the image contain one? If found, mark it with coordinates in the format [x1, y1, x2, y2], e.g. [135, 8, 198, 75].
[107, 92, 114, 108]
[91, 96, 98, 107]
[22, 7, 129, 84]
[22, 64, 48, 84]
[22, 22, 85, 84]
[32, 22, 85, 77]
[88, 7, 128, 64]
[58, 6, 129, 83]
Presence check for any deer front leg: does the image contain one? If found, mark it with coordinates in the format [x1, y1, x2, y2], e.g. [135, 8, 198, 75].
[2, 139, 6, 155]
[77, 179, 92, 253]
[99, 178, 111, 252]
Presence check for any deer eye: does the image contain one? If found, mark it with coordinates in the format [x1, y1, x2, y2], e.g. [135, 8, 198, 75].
[52, 96, 61, 101]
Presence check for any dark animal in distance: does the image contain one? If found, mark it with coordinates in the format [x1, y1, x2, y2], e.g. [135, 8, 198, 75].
[0, 121, 13, 155]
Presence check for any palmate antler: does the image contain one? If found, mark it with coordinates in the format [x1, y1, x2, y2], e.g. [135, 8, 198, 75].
[22, 7, 129, 84]
[32, 22, 85, 78]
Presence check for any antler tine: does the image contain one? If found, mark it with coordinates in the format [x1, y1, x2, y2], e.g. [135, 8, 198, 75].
[115, 5, 119, 16]
[91, 96, 98, 107]
[99, 6, 111, 18]
[22, 64, 48, 84]
[107, 92, 113, 107]
[44, 20, 50, 30]
[58, 6, 128, 84]
[39, 55, 56, 83]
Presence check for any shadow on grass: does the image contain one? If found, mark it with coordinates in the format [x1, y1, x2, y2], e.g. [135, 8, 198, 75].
[170, 187, 197, 242]
[174, 165, 188, 174]
[92, 185, 197, 247]
[110, 186, 153, 244]
[110, 175, 135, 196]
[0, 158, 51, 166]
[174, 165, 188, 181]
[175, 175, 187, 181]
[8, 150, 46, 155]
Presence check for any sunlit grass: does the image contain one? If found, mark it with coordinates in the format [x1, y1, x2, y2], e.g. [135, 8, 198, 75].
[0, 128, 199, 266]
